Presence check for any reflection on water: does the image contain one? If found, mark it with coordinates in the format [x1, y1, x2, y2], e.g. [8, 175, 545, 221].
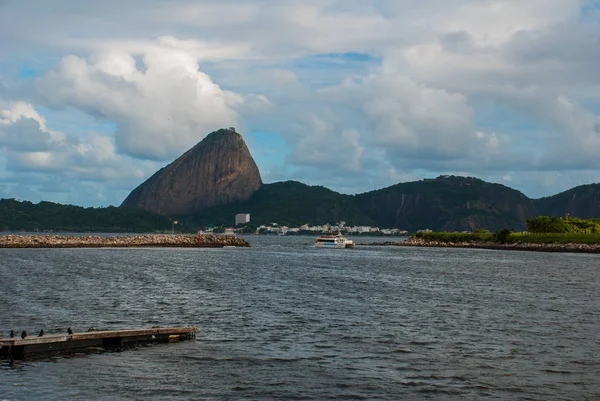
[1, 236, 599, 400]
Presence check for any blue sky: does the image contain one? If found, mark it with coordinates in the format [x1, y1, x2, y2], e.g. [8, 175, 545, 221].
[1, 0, 600, 207]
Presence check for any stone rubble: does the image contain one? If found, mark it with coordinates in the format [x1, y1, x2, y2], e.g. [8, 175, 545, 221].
[0, 234, 250, 248]
[362, 236, 600, 253]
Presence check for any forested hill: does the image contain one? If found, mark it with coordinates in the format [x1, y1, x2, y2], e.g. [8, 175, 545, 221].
[352, 176, 536, 231]
[534, 183, 600, 219]
[190, 176, 536, 231]
[4, 177, 600, 232]
[0, 198, 173, 232]
[188, 181, 377, 228]
[190, 176, 600, 231]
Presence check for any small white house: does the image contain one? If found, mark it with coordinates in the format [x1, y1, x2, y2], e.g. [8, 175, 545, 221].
[235, 213, 250, 226]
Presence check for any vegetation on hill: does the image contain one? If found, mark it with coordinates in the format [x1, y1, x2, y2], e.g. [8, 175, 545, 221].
[353, 175, 535, 231]
[510, 232, 600, 244]
[183, 181, 377, 228]
[0, 198, 176, 232]
[415, 228, 600, 245]
[5, 175, 600, 233]
[534, 184, 600, 218]
[415, 228, 512, 244]
[526, 216, 600, 233]
[163, 175, 600, 232]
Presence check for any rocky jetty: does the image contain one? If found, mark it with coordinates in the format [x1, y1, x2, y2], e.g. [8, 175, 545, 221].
[121, 128, 262, 216]
[363, 236, 600, 253]
[0, 234, 250, 248]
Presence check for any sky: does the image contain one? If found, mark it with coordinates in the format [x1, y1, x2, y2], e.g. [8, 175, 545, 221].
[1, 0, 600, 207]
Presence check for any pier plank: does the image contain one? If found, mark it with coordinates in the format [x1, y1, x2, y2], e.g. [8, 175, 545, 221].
[0, 327, 196, 359]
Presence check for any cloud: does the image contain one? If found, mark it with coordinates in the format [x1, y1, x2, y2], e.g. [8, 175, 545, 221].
[273, 71, 518, 177]
[288, 114, 365, 173]
[363, 75, 475, 160]
[271, 69, 298, 86]
[1, 0, 600, 205]
[36, 42, 243, 161]
[370, 1, 600, 175]
[536, 96, 600, 169]
[0, 101, 66, 152]
[0, 102, 162, 202]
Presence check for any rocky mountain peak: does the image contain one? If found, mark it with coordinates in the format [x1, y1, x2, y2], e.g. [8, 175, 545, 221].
[121, 128, 262, 216]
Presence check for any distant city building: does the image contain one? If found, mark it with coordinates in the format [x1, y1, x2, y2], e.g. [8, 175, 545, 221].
[235, 213, 250, 226]
[249, 221, 407, 236]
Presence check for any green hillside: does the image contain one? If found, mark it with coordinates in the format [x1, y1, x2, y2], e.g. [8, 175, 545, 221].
[353, 176, 536, 231]
[534, 183, 600, 218]
[186, 181, 377, 227]
[0, 198, 174, 232]
[5, 176, 600, 233]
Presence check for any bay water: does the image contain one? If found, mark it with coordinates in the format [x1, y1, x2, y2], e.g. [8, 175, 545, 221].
[1, 236, 598, 400]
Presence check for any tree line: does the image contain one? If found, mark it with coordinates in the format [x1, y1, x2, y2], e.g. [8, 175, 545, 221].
[0, 198, 175, 232]
[526, 216, 600, 234]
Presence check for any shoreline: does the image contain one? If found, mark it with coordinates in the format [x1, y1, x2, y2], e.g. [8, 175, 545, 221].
[0, 234, 250, 248]
[361, 237, 600, 254]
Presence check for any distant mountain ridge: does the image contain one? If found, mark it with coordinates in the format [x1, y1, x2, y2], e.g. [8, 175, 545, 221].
[116, 128, 600, 231]
[187, 180, 378, 228]
[0, 198, 173, 232]
[352, 175, 536, 231]
[6, 177, 598, 232]
[7, 122, 597, 233]
[188, 176, 600, 231]
[534, 184, 600, 219]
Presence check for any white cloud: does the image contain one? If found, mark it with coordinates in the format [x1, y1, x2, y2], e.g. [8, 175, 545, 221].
[415, 0, 581, 46]
[1, 0, 600, 205]
[536, 96, 600, 169]
[36, 42, 243, 160]
[0, 101, 66, 152]
[0, 102, 161, 191]
[281, 72, 516, 174]
[362, 75, 475, 159]
[271, 69, 298, 86]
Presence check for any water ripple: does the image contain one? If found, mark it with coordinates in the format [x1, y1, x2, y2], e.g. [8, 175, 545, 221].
[1, 236, 599, 400]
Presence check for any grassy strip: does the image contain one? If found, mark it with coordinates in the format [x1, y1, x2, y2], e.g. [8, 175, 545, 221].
[415, 232, 494, 243]
[416, 231, 600, 245]
[511, 232, 600, 244]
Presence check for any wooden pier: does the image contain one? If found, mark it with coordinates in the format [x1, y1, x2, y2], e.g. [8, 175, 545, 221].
[0, 327, 196, 360]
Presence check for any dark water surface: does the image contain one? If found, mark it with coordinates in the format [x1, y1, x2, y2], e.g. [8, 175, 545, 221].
[1, 236, 598, 400]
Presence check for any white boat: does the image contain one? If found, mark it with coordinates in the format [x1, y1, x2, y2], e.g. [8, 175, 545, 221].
[315, 234, 355, 249]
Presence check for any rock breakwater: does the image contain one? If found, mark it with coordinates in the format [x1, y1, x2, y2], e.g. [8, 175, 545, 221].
[363, 236, 600, 253]
[0, 234, 250, 248]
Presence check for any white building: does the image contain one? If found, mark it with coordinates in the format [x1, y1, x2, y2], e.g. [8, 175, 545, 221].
[235, 213, 250, 226]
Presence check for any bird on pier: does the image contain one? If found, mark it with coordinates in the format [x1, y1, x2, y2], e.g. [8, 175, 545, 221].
[67, 327, 73, 335]
[38, 329, 44, 337]
[21, 330, 27, 339]
[9, 330, 15, 338]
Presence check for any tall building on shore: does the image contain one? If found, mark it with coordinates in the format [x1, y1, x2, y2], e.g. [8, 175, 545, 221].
[235, 213, 250, 226]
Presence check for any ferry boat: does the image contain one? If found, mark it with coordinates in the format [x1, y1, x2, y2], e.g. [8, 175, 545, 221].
[315, 234, 355, 249]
